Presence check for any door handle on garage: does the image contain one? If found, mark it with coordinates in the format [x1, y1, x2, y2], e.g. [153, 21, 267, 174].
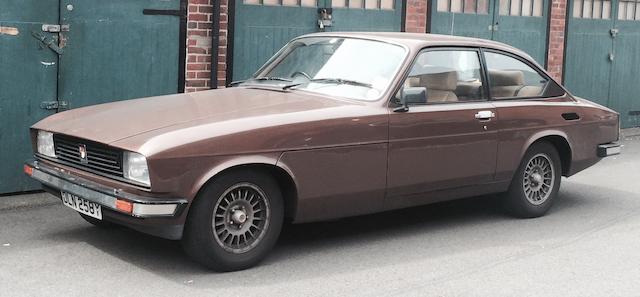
[475, 110, 495, 121]
[31, 31, 63, 55]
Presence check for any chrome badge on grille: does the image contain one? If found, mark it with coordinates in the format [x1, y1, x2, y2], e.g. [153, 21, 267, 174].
[78, 144, 88, 163]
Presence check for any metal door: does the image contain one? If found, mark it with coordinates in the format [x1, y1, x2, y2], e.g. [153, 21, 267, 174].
[0, 0, 59, 193]
[493, 0, 549, 63]
[564, 0, 614, 108]
[58, 0, 182, 109]
[430, 0, 549, 64]
[231, 0, 320, 81]
[231, 0, 403, 81]
[0, 0, 183, 194]
[565, 0, 640, 127]
[609, 0, 640, 127]
[430, 0, 495, 40]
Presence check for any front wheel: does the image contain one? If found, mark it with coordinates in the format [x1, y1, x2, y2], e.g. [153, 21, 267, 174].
[182, 170, 284, 272]
[503, 142, 562, 218]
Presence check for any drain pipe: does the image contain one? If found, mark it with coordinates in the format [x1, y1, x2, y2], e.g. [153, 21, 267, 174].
[210, 0, 221, 89]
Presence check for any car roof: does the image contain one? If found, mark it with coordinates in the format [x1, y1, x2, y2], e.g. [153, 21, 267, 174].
[298, 32, 538, 65]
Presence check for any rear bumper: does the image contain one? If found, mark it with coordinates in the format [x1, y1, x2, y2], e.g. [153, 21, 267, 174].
[597, 142, 621, 157]
[24, 159, 187, 240]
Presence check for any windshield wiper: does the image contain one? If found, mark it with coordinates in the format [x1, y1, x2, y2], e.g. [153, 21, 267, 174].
[283, 78, 372, 90]
[230, 76, 293, 86]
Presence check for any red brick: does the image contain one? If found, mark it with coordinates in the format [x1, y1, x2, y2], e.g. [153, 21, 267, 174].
[188, 13, 209, 22]
[197, 71, 211, 78]
[187, 63, 207, 71]
[199, 6, 213, 13]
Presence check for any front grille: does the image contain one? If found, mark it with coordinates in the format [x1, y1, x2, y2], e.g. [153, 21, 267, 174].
[53, 134, 124, 177]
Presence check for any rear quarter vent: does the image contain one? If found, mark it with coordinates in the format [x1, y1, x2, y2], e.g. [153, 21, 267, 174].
[562, 112, 580, 121]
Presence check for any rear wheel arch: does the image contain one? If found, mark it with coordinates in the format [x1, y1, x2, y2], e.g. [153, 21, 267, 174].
[525, 134, 572, 176]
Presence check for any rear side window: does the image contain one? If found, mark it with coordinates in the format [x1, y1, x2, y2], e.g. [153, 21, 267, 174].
[398, 49, 487, 104]
[484, 51, 565, 99]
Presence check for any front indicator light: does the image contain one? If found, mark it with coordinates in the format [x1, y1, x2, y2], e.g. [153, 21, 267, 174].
[115, 199, 133, 214]
[115, 198, 177, 216]
[23, 165, 33, 176]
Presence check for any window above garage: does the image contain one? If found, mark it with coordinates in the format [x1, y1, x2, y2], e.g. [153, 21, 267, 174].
[572, 0, 612, 19]
[333, 0, 395, 10]
[244, 0, 317, 7]
[499, 0, 544, 17]
[617, 0, 640, 20]
[437, 0, 490, 14]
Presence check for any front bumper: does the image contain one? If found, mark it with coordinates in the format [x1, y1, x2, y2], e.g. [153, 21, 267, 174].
[24, 159, 188, 240]
[597, 142, 621, 157]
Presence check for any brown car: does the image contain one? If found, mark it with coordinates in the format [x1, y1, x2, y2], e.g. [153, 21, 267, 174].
[24, 32, 620, 271]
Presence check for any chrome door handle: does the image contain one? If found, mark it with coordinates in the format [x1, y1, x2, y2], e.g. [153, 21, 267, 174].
[475, 110, 495, 120]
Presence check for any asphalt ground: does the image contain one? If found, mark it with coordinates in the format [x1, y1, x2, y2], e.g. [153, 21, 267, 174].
[1, 129, 639, 297]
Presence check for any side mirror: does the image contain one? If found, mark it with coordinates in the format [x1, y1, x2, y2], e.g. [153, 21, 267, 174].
[395, 87, 427, 112]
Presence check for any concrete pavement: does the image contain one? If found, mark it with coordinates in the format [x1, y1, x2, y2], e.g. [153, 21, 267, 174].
[0, 133, 638, 297]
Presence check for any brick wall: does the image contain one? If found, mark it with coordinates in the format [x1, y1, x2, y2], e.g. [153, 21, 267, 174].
[185, 0, 228, 92]
[547, 0, 567, 82]
[405, 0, 428, 33]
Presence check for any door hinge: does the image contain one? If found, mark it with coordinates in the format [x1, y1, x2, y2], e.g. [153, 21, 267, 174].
[41, 24, 69, 33]
[40, 101, 69, 110]
[317, 8, 333, 30]
[610, 28, 619, 37]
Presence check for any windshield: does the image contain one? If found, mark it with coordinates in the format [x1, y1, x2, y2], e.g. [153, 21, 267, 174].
[252, 37, 407, 101]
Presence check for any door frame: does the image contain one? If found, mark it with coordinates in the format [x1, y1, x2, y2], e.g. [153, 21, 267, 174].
[426, 0, 553, 68]
[179, 0, 188, 93]
[225, 0, 408, 85]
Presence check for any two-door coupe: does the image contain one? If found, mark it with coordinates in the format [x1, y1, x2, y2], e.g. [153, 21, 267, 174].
[24, 33, 621, 271]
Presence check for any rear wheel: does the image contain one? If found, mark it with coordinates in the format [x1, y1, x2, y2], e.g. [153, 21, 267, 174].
[503, 142, 562, 218]
[182, 170, 284, 272]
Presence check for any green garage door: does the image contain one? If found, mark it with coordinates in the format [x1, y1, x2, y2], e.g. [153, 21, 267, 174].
[0, 0, 183, 194]
[430, 0, 549, 64]
[231, 0, 403, 81]
[565, 0, 640, 128]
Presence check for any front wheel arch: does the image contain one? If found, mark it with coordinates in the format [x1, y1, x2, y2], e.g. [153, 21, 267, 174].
[191, 163, 298, 223]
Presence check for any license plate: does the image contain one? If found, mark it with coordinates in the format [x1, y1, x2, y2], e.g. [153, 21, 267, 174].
[61, 192, 102, 220]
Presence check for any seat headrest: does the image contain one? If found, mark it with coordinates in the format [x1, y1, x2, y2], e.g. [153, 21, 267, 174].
[489, 70, 524, 86]
[404, 77, 421, 88]
[419, 71, 458, 91]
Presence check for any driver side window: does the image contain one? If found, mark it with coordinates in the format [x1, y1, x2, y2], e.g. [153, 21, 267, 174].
[398, 49, 487, 104]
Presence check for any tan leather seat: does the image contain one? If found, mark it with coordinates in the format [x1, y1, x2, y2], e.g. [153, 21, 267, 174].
[488, 70, 524, 98]
[418, 71, 459, 103]
[515, 85, 543, 97]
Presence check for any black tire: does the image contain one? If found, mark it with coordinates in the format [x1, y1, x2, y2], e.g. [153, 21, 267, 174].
[79, 213, 117, 228]
[503, 141, 562, 218]
[182, 170, 284, 272]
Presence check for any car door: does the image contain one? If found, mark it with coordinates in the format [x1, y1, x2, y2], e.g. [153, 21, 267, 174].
[386, 48, 498, 202]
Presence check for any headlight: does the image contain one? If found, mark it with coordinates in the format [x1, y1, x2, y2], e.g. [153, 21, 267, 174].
[37, 130, 56, 158]
[123, 152, 150, 186]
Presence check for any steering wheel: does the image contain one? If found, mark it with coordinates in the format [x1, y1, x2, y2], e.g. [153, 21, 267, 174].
[291, 71, 312, 80]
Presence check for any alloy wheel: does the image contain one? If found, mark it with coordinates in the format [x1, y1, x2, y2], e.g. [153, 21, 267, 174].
[522, 153, 555, 205]
[212, 183, 270, 254]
